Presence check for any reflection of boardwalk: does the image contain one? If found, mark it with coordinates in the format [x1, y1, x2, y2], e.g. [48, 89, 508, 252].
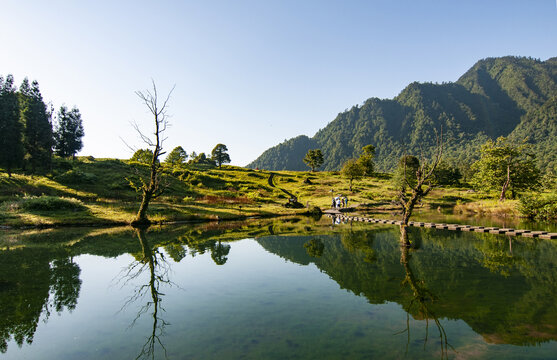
[327, 214, 557, 239]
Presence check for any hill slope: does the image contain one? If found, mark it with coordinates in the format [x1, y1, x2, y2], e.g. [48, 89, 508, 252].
[248, 56, 557, 173]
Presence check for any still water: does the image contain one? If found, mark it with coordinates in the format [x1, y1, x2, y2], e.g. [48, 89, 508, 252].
[1, 218, 557, 359]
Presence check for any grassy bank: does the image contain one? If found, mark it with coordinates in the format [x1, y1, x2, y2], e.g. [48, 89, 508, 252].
[0, 157, 553, 228]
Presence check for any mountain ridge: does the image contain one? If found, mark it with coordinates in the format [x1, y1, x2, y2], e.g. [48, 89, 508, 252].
[247, 56, 557, 174]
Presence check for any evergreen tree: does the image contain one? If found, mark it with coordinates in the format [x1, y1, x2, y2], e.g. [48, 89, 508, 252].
[0, 75, 23, 176]
[192, 152, 216, 166]
[54, 105, 84, 159]
[165, 146, 188, 166]
[130, 149, 154, 164]
[303, 149, 324, 172]
[211, 144, 231, 168]
[19, 79, 53, 172]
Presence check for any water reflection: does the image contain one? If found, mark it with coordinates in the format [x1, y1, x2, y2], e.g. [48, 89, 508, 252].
[0, 246, 81, 353]
[120, 228, 172, 360]
[398, 226, 452, 358]
[1, 219, 557, 358]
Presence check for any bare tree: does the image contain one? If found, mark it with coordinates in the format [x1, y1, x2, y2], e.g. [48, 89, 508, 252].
[396, 129, 443, 233]
[129, 81, 175, 227]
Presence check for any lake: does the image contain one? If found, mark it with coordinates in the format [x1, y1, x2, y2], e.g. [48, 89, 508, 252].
[1, 217, 557, 359]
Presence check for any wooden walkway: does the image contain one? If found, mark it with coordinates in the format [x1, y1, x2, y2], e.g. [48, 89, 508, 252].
[325, 213, 557, 239]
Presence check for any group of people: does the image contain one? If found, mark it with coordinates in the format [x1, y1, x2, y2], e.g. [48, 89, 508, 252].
[332, 195, 349, 209]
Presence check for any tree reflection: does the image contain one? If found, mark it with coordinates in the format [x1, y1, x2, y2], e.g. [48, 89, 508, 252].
[0, 248, 81, 353]
[48, 257, 81, 313]
[477, 235, 523, 277]
[210, 241, 231, 265]
[120, 228, 173, 360]
[397, 226, 453, 359]
[304, 238, 325, 258]
[187, 239, 231, 265]
[341, 229, 376, 263]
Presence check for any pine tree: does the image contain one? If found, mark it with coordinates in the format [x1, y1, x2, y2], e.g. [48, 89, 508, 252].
[19, 79, 53, 172]
[0, 75, 23, 176]
[165, 146, 188, 166]
[54, 105, 84, 159]
[130, 149, 155, 164]
[211, 144, 231, 168]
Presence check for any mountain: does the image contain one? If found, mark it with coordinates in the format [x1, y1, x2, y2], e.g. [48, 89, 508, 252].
[248, 56, 557, 173]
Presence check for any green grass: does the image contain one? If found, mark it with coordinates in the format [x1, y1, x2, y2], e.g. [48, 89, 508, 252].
[1, 157, 554, 227]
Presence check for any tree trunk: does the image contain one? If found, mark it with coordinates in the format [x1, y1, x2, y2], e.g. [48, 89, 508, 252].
[400, 225, 410, 247]
[133, 190, 153, 226]
[349, 179, 352, 191]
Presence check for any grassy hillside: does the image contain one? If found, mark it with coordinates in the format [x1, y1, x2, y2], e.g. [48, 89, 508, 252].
[0, 157, 311, 227]
[248, 56, 557, 173]
[3, 155, 555, 228]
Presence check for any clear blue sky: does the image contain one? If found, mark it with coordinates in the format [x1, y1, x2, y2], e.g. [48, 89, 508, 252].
[1, 0, 556, 165]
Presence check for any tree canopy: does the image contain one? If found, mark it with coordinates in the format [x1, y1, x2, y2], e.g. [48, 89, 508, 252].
[0, 74, 85, 176]
[19, 78, 53, 172]
[54, 105, 84, 159]
[341, 158, 364, 191]
[470, 137, 540, 200]
[303, 149, 324, 172]
[357, 144, 375, 176]
[130, 149, 154, 164]
[0, 75, 23, 176]
[165, 146, 188, 166]
[211, 144, 231, 168]
[190, 152, 216, 166]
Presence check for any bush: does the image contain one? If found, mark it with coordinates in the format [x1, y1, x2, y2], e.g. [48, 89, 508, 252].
[54, 159, 74, 171]
[55, 170, 98, 184]
[19, 196, 86, 211]
[518, 194, 557, 221]
[172, 169, 190, 180]
[108, 180, 130, 190]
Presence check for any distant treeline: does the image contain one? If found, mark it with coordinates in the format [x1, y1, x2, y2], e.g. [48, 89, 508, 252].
[0, 74, 84, 176]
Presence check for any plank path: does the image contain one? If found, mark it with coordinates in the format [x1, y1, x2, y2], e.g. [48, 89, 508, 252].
[324, 210, 557, 239]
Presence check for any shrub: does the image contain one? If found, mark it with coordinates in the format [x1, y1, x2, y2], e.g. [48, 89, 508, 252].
[54, 159, 74, 171]
[19, 196, 86, 211]
[518, 194, 557, 221]
[55, 170, 98, 184]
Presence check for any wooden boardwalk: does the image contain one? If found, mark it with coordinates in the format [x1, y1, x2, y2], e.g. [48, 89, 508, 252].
[325, 212, 557, 239]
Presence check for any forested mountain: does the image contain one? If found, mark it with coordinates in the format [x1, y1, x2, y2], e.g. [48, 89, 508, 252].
[248, 56, 557, 173]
